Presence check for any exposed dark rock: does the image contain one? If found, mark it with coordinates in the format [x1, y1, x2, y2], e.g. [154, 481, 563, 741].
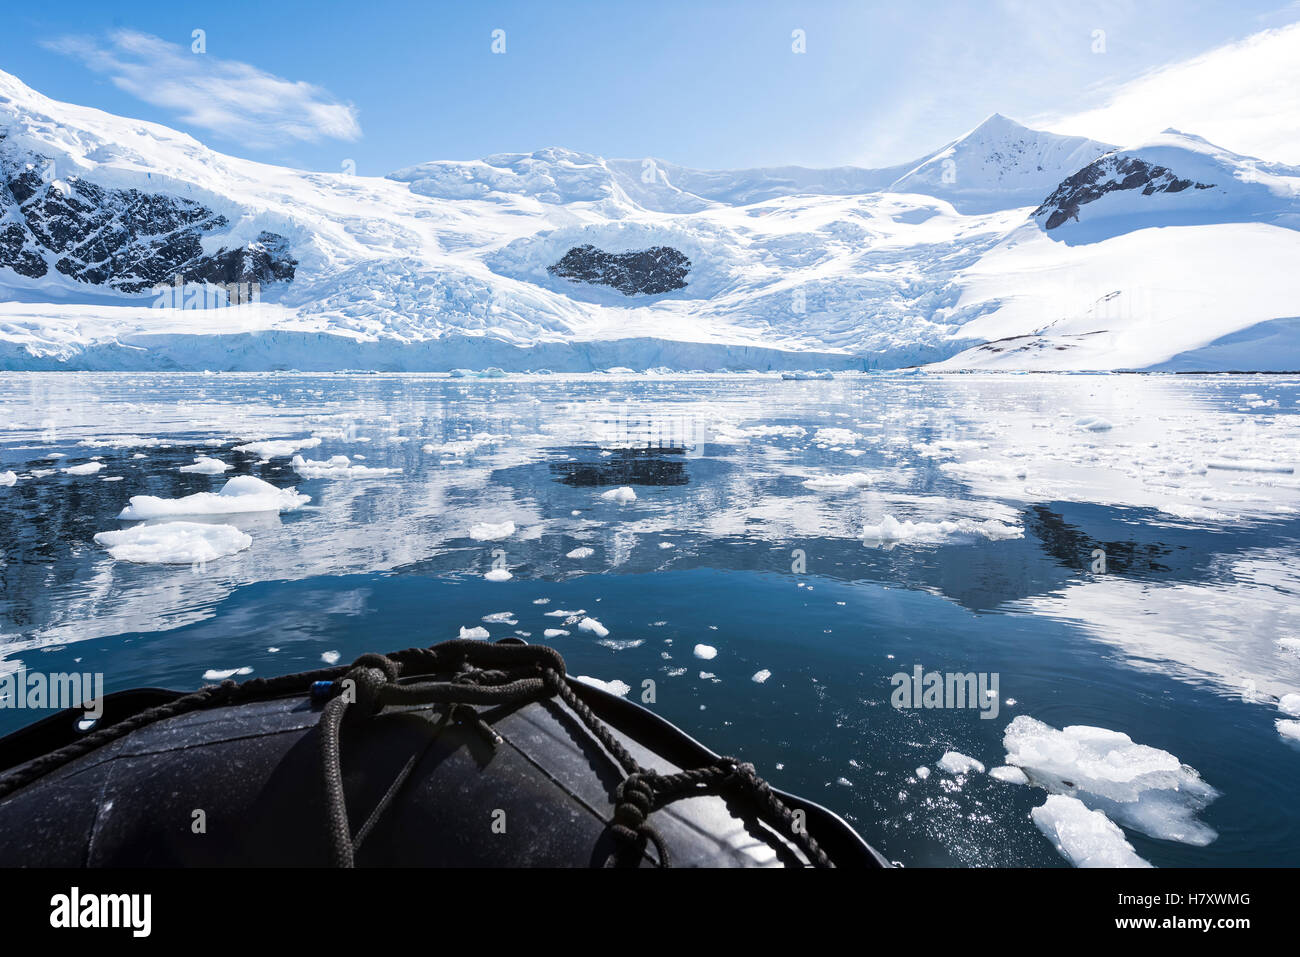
[0, 138, 296, 294]
[548, 244, 689, 296]
[1035, 153, 1214, 230]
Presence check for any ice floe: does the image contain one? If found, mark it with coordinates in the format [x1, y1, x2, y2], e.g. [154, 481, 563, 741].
[937, 751, 985, 775]
[566, 546, 594, 559]
[469, 521, 515, 540]
[1003, 715, 1219, 846]
[1031, 795, 1152, 868]
[62, 462, 104, 476]
[233, 437, 322, 458]
[118, 475, 309, 519]
[600, 486, 637, 504]
[860, 514, 1023, 546]
[693, 643, 718, 660]
[573, 675, 631, 697]
[179, 456, 231, 474]
[802, 472, 873, 491]
[578, 617, 609, 637]
[291, 454, 399, 479]
[93, 522, 251, 564]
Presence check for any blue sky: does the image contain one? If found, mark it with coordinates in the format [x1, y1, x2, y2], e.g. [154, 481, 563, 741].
[1, 0, 1297, 174]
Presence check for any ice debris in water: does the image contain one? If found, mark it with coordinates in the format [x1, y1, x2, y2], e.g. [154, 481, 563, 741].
[1003, 715, 1219, 846]
[203, 667, 252, 681]
[321, 651, 341, 664]
[1277, 720, 1300, 742]
[861, 514, 1023, 545]
[694, 644, 718, 660]
[989, 765, 1029, 784]
[233, 437, 321, 458]
[291, 454, 399, 479]
[566, 546, 594, 559]
[93, 522, 251, 564]
[600, 486, 636, 504]
[915, 767, 930, 780]
[469, 521, 515, 540]
[179, 456, 231, 474]
[118, 475, 309, 519]
[573, 675, 631, 697]
[62, 462, 104, 476]
[0, 471, 16, 486]
[459, 626, 490, 639]
[484, 568, 512, 582]
[1031, 795, 1152, 868]
[578, 617, 609, 638]
[752, 669, 771, 683]
[937, 751, 985, 775]
[802, 472, 873, 491]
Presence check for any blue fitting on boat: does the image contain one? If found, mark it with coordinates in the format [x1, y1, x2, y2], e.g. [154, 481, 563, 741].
[310, 680, 336, 701]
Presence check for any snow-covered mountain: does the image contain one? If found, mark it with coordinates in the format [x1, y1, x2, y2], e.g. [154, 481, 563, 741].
[1, 67, 1298, 372]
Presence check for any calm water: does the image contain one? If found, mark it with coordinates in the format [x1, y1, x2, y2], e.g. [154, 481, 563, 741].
[2, 371, 1299, 867]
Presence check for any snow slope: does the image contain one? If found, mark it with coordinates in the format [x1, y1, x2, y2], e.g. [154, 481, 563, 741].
[0, 68, 1298, 372]
[935, 132, 1300, 371]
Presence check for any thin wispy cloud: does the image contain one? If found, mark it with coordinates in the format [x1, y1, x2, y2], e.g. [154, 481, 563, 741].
[43, 29, 361, 148]
[1041, 22, 1300, 164]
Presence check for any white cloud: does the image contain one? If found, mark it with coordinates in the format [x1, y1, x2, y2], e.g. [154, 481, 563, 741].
[1041, 22, 1300, 164]
[44, 29, 360, 148]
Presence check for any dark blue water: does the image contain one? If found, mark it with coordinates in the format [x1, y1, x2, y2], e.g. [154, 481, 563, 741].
[2, 371, 1298, 866]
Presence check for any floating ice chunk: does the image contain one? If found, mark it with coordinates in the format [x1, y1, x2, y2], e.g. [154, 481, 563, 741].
[937, 751, 985, 775]
[915, 766, 930, 780]
[543, 628, 570, 638]
[600, 486, 637, 504]
[93, 522, 251, 564]
[459, 626, 490, 639]
[422, 433, 503, 457]
[0, 471, 16, 486]
[1073, 416, 1113, 432]
[813, 427, 860, 445]
[118, 475, 309, 519]
[658, 541, 675, 549]
[802, 472, 873, 491]
[599, 639, 644, 651]
[860, 514, 1023, 545]
[1002, 715, 1219, 846]
[1277, 720, 1300, 742]
[1206, 459, 1294, 474]
[469, 521, 515, 541]
[1279, 693, 1300, 717]
[578, 617, 609, 638]
[573, 675, 631, 697]
[1031, 795, 1152, 868]
[234, 437, 322, 458]
[78, 435, 167, 449]
[482, 612, 517, 624]
[179, 456, 231, 475]
[1279, 638, 1300, 659]
[989, 766, 1029, 785]
[752, 669, 772, 683]
[484, 568, 512, 582]
[546, 609, 584, 617]
[62, 462, 104, 476]
[203, 667, 252, 681]
[322, 651, 341, 664]
[291, 454, 399, 479]
[693, 644, 718, 660]
[566, 546, 594, 559]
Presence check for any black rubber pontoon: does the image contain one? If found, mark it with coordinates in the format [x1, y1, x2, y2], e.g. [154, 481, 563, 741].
[0, 638, 890, 867]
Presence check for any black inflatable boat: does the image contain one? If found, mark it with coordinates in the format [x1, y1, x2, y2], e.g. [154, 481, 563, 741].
[0, 638, 891, 867]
